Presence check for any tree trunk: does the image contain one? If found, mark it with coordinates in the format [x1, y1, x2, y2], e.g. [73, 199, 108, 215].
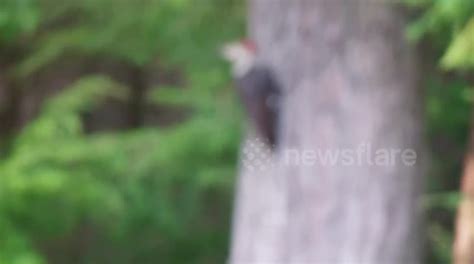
[453, 111, 474, 264]
[230, 0, 425, 263]
[129, 65, 147, 128]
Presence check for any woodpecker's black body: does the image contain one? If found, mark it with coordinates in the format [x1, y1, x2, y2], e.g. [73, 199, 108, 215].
[221, 40, 281, 147]
[236, 65, 281, 147]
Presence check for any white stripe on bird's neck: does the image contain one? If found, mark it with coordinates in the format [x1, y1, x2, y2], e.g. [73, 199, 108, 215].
[233, 53, 255, 78]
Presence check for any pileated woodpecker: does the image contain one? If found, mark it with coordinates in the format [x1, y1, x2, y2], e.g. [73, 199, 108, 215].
[221, 40, 281, 148]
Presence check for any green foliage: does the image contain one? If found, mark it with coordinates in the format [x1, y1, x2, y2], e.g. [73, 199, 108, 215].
[426, 79, 471, 142]
[0, 0, 39, 43]
[407, 0, 474, 69]
[0, 0, 245, 262]
[442, 17, 474, 69]
[15, 0, 244, 76]
[0, 73, 241, 262]
[406, 1, 474, 263]
[406, 0, 474, 41]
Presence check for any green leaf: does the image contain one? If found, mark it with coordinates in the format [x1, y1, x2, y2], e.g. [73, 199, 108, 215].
[442, 17, 474, 69]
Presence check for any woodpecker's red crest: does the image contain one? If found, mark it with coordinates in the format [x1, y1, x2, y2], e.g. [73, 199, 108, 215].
[241, 39, 257, 54]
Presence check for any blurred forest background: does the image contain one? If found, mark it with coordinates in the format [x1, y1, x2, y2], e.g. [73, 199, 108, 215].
[0, 0, 473, 263]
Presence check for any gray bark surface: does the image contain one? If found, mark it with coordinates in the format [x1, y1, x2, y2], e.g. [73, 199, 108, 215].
[230, 0, 425, 263]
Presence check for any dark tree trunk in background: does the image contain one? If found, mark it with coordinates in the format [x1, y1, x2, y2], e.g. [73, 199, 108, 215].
[129, 65, 147, 128]
[0, 48, 24, 140]
[230, 0, 425, 263]
[0, 76, 21, 137]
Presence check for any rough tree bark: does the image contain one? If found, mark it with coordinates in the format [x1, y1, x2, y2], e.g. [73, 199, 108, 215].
[230, 0, 425, 263]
